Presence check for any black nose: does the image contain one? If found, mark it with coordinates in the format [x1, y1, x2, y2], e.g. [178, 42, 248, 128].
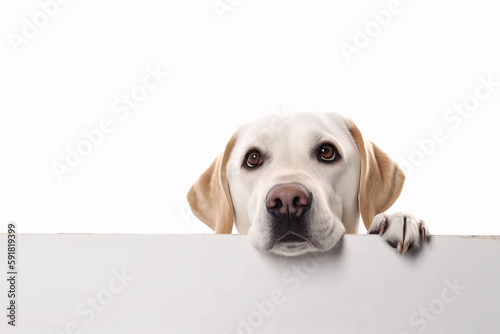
[266, 183, 311, 217]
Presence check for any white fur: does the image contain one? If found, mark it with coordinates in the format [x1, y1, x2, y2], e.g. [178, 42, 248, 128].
[227, 112, 361, 256]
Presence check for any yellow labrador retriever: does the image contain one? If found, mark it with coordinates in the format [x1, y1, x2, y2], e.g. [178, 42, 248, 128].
[187, 112, 428, 256]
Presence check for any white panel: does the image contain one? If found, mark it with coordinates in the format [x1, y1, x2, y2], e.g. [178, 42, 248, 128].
[1, 234, 499, 333]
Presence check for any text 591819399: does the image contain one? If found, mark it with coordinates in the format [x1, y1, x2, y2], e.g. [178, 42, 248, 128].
[7, 222, 17, 326]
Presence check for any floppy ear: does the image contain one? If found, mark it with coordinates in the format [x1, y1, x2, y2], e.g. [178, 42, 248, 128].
[187, 133, 237, 234]
[344, 118, 405, 230]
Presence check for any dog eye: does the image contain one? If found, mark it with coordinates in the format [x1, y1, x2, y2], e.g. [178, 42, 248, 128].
[318, 143, 338, 162]
[245, 149, 263, 168]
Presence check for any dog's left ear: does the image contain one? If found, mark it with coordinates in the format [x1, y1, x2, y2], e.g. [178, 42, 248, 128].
[187, 133, 237, 234]
[344, 118, 405, 230]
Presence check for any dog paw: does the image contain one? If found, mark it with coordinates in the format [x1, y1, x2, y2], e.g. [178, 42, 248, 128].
[367, 212, 429, 254]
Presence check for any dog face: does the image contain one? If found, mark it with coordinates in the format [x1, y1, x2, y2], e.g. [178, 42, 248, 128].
[226, 112, 361, 255]
[187, 112, 405, 256]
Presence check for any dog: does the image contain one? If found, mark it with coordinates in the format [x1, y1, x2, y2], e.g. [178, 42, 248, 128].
[187, 112, 428, 256]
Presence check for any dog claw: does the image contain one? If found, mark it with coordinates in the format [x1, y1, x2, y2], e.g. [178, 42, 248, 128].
[420, 225, 427, 242]
[379, 220, 386, 235]
[402, 241, 410, 254]
[396, 241, 410, 254]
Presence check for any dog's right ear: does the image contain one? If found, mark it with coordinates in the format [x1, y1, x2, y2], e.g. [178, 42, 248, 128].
[187, 133, 237, 234]
[344, 117, 405, 230]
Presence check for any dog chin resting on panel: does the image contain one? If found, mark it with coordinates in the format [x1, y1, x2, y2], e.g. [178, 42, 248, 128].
[187, 112, 428, 257]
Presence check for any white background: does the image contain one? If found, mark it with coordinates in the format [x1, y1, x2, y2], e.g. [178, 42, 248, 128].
[0, 0, 499, 235]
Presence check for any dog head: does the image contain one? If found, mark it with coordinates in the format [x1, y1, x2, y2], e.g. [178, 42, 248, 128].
[187, 112, 404, 256]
